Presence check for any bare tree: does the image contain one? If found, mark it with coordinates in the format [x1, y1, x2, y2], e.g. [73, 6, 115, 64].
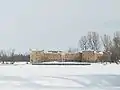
[101, 34, 112, 52]
[111, 31, 120, 64]
[100, 34, 113, 63]
[113, 31, 120, 47]
[79, 36, 88, 50]
[0, 50, 2, 63]
[9, 49, 15, 64]
[87, 32, 100, 51]
[0, 50, 7, 64]
[87, 32, 93, 50]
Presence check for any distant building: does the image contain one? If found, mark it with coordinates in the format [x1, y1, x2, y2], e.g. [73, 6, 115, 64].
[82, 51, 103, 62]
[30, 50, 82, 63]
[30, 49, 103, 63]
[44, 52, 62, 61]
[64, 52, 82, 62]
[30, 50, 44, 63]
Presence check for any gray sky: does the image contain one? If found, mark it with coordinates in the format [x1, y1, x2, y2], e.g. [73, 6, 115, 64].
[0, 0, 120, 53]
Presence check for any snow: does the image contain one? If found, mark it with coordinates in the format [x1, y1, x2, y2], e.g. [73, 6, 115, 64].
[98, 52, 103, 54]
[0, 63, 120, 90]
[41, 61, 89, 64]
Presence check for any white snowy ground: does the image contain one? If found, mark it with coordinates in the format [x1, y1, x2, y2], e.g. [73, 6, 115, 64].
[0, 63, 120, 90]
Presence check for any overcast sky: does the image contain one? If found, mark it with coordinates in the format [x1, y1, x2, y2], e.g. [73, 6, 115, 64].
[0, 0, 120, 53]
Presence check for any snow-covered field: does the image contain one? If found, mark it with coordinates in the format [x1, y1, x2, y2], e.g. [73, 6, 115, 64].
[0, 63, 120, 90]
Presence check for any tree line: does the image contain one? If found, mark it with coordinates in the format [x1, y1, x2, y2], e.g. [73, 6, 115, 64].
[78, 31, 120, 64]
[0, 49, 29, 64]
